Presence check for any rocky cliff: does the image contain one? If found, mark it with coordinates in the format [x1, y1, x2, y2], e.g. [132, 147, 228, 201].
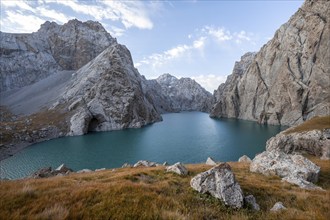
[59, 43, 161, 136]
[144, 73, 213, 113]
[0, 19, 162, 158]
[211, 0, 330, 126]
[0, 19, 115, 92]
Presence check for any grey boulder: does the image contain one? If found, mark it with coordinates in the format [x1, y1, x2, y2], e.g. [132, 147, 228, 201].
[250, 150, 321, 189]
[190, 163, 244, 209]
[77, 169, 92, 173]
[244, 195, 260, 211]
[133, 160, 156, 168]
[55, 164, 73, 173]
[270, 202, 286, 212]
[238, 155, 252, 163]
[122, 163, 133, 168]
[166, 162, 188, 175]
[206, 157, 217, 166]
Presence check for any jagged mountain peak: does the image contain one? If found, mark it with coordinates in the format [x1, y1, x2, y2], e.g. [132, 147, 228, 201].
[38, 19, 110, 35]
[0, 19, 116, 92]
[144, 73, 213, 113]
[156, 73, 178, 85]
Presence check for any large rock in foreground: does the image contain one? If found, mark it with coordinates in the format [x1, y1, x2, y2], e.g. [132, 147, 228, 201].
[211, 0, 330, 126]
[190, 163, 244, 209]
[250, 150, 321, 189]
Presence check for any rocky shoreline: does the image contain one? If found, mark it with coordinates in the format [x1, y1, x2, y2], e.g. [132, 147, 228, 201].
[9, 149, 323, 213]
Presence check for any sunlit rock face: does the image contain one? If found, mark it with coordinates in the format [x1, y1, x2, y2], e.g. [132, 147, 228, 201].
[211, 0, 330, 126]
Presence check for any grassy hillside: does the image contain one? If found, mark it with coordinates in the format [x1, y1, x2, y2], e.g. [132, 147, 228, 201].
[0, 158, 329, 220]
[284, 116, 330, 134]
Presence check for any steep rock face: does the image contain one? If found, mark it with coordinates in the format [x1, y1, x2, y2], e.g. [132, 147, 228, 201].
[144, 74, 213, 113]
[0, 32, 59, 92]
[39, 19, 115, 70]
[58, 43, 161, 136]
[0, 19, 115, 92]
[211, 0, 330, 126]
[211, 52, 256, 118]
[142, 78, 176, 113]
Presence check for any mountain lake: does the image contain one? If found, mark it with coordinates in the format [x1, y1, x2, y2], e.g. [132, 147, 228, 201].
[0, 112, 286, 179]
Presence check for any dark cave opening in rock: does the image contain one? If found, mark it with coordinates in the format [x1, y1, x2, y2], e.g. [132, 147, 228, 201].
[88, 117, 100, 132]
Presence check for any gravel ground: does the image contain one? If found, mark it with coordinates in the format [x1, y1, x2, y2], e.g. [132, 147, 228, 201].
[0, 70, 74, 116]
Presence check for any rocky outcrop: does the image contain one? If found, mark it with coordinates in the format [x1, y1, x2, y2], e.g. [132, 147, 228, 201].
[211, 0, 330, 126]
[30, 165, 73, 179]
[206, 157, 217, 165]
[190, 163, 244, 209]
[55, 164, 72, 173]
[270, 202, 287, 212]
[0, 19, 115, 92]
[250, 150, 321, 189]
[59, 43, 161, 136]
[238, 155, 252, 163]
[266, 128, 330, 160]
[122, 163, 133, 168]
[133, 160, 157, 168]
[166, 162, 188, 175]
[143, 74, 213, 113]
[244, 195, 260, 211]
[77, 169, 92, 173]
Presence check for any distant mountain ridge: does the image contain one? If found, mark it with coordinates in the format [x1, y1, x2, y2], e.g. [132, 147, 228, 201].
[144, 74, 213, 113]
[211, 0, 330, 126]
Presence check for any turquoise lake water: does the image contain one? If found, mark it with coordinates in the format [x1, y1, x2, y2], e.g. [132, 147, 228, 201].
[0, 112, 285, 179]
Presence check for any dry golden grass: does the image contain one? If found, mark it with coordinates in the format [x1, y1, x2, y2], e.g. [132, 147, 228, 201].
[0, 158, 329, 220]
[284, 116, 330, 134]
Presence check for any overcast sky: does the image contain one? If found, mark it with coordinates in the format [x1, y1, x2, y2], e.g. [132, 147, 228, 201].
[0, 0, 303, 92]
